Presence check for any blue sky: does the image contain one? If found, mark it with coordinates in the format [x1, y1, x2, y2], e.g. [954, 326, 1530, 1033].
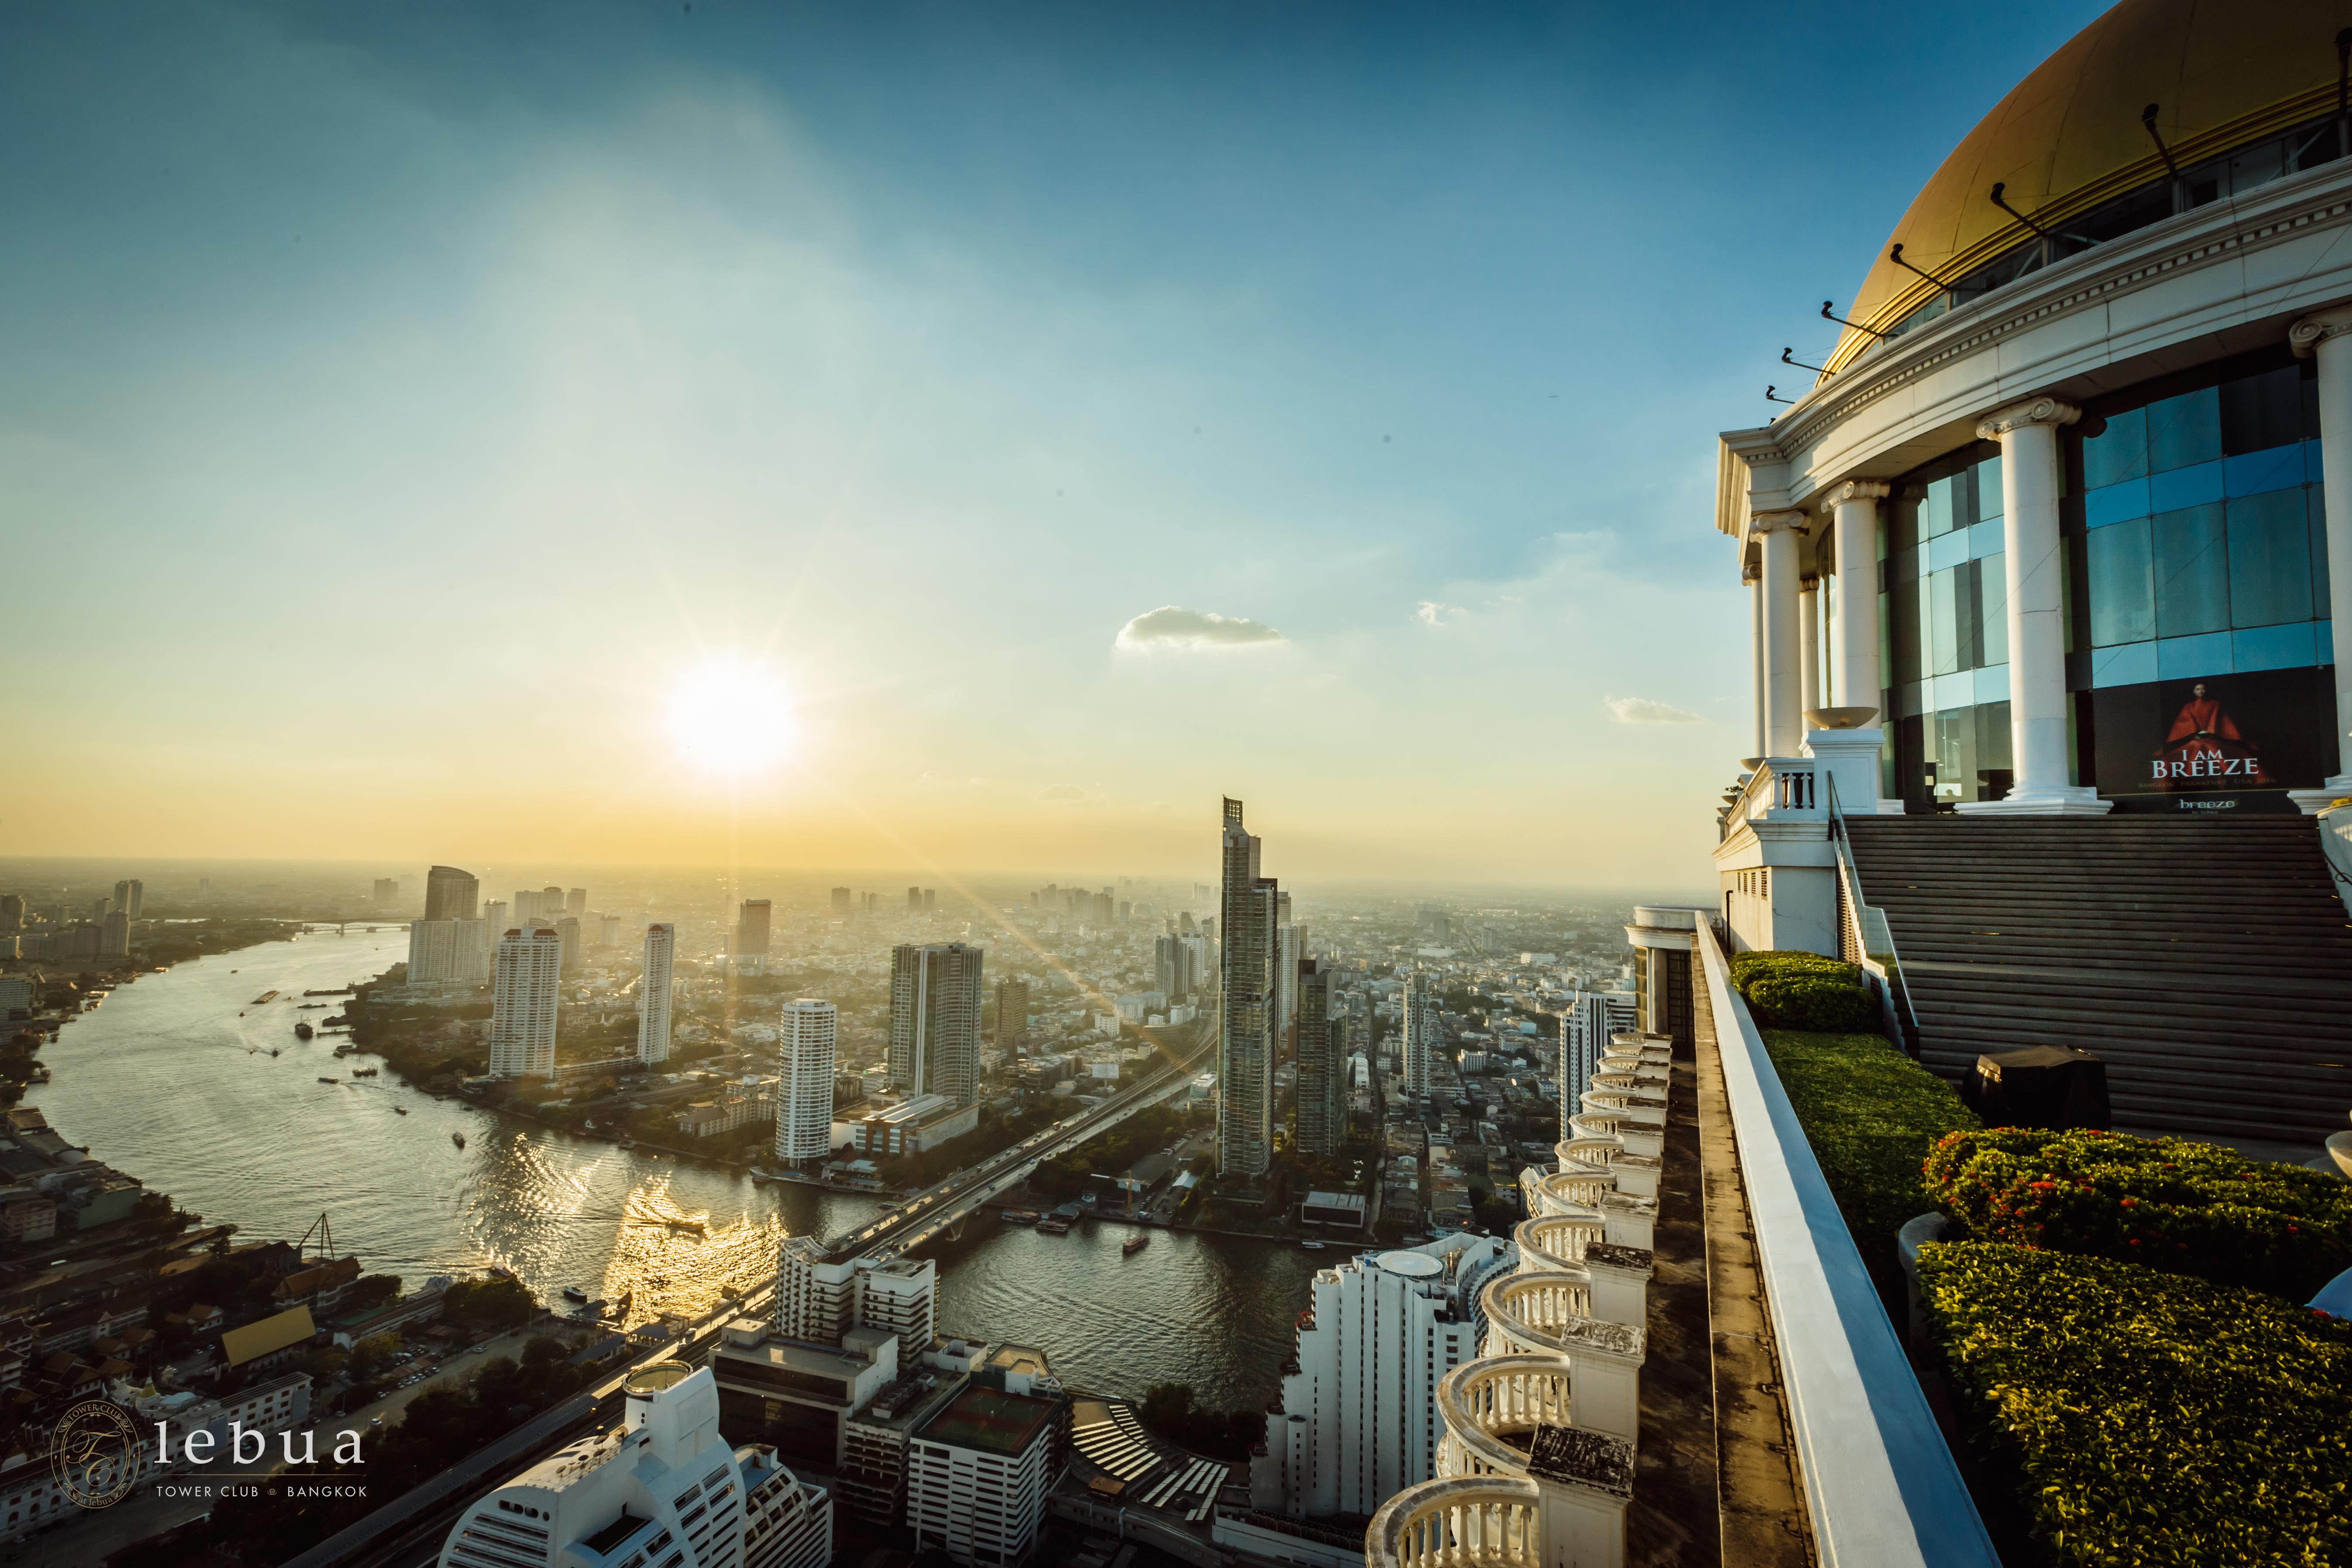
[0, 0, 2109, 884]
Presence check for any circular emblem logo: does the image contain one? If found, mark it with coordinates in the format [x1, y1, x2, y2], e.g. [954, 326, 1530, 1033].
[52, 1399, 139, 1509]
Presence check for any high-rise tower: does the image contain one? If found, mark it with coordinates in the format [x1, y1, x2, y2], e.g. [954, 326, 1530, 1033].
[775, 999, 839, 1165]
[1294, 957, 1347, 1158]
[111, 879, 145, 921]
[737, 898, 773, 958]
[637, 924, 676, 1064]
[995, 976, 1030, 1054]
[888, 943, 985, 1107]
[424, 866, 479, 923]
[1218, 797, 1277, 1179]
[490, 927, 562, 1078]
[1402, 972, 1440, 1101]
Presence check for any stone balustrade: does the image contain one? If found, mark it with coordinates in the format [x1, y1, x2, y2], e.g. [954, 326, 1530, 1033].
[1479, 1274, 1644, 1441]
[1435, 1354, 1574, 1478]
[1368, 1475, 1544, 1568]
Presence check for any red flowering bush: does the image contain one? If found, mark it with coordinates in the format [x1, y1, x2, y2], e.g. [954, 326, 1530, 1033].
[1922, 1126, 2352, 1302]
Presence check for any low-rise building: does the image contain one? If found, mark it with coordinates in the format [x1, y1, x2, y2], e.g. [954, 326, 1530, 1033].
[906, 1384, 1066, 1566]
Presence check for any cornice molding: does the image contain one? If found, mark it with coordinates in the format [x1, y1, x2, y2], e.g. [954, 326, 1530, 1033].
[1767, 168, 2352, 466]
[1977, 396, 2081, 441]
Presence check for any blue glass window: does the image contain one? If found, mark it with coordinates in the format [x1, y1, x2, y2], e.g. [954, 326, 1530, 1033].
[2151, 503, 2229, 638]
[2156, 630, 2234, 679]
[2226, 489, 2314, 627]
[2223, 444, 2304, 498]
[2146, 386, 2221, 473]
[2085, 519, 2155, 646]
[2082, 406, 2147, 490]
[2148, 460, 2224, 512]
[2084, 479, 2149, 528]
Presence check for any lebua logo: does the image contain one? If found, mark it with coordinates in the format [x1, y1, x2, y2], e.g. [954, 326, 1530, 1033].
[52, 1400, 140, 1510]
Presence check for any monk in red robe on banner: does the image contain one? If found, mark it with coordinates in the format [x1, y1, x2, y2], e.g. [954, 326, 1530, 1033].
[2152, 681, 2270, 789]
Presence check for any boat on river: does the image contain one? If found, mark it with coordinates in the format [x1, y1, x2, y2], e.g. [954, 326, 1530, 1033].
[562, 1285, 589, 1303]
[1123, 1234, 1149, 1257]
[252, 990, 279, 1005]
[452, 1132, 467, 1150]
[294, 1023, 313, 1040]
[317, 1077, 338, 1085]
[393, 1105, 407, 1115]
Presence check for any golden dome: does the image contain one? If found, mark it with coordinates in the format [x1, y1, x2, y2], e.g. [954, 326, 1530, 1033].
[1826, 0, 2348, 373]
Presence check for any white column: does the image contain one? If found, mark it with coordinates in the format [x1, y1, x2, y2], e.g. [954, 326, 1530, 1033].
[1754, 511, 1808, 755]
[1822, 480, 1889, 712]
[1961, 396, 2108, 814]
[2290, 307, 2352, 802]
[1798, 575, 1822, 720]
[1744, 562, 1763, 760]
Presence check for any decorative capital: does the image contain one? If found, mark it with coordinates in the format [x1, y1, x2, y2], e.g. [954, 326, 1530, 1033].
[2289, 304, 2352, 358]
[1749, 509, 1810, 534]
[1818, 479, 1890, 512]
[1740, 561, 1760, 585]
[1976, 396, 2080, 441]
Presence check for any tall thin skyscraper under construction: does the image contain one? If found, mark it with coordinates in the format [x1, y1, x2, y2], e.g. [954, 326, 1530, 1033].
[889, 943, 985, 1107]
[1218, 797, 1277, 1179]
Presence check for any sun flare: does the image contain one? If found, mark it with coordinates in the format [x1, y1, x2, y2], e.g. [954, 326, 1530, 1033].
[667, 662, 798, 777]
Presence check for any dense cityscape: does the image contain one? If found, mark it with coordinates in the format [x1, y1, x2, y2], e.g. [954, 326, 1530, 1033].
[9, 3, 2352, 1568]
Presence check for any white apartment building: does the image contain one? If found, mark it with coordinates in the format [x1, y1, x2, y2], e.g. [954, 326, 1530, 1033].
[775, 1236, 937, 1351]
[439, 1363, 829, 1568]
[906, 1384, 1063, 1567]
[854, 1257, 936, 1350]
[489, 926, 562, 1079]
[408, 919, 488, 984]
[1247, 1234, 1514, 1521]
[1557, 991, 1636, 1144]
[639, 924, 677, 1065]
[775, 999, 837, 1164]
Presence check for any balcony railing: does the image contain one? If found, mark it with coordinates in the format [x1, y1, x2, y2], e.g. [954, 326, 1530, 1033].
[1368, 1476, 1543, 1568]
[1435, 1354, 1573, 1478]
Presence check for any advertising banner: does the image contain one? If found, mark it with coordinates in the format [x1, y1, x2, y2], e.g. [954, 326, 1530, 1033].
[2089, 667, 2337, 812]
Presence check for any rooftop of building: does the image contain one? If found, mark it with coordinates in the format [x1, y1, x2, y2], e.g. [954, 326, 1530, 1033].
[916, 1383, 1058, 1458]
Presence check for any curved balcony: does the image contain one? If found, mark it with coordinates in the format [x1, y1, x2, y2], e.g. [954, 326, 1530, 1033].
[1514, 1213, 1603, 1272]
[1554, 1135, 1619, 1168]
[1367, 1475, 1543, 1568]
[1481, 1274, 1645, 1440]
[1434, 1353, 1573, 1478]
[1526, 1164, 1611, 1217]
[1483, 1271, 1595, 1351]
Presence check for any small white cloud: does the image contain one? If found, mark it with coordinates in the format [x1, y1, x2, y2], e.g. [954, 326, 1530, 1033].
[1415, 600, 1466, 627]
[1116, 605, 1284, 650]
[1604, 695, 1703, 725]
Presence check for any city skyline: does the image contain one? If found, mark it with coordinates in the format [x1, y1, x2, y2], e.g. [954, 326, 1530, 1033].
[0, 0, 2110, 884]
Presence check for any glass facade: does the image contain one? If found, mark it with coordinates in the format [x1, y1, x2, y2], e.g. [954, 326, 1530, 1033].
[1884, 444, 2014, 808]
[1878, 349, 2340, 810]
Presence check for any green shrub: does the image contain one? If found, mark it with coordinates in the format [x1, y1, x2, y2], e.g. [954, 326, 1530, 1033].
[1761, 1030, 1978, 1258]
[1729, 950, 1877, 1031]
[1918, 1240, 2352, 1568]
[1923, 1126, 2352, 1302]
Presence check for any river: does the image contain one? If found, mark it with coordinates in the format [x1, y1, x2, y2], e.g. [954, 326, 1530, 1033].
[27, 929, 1319, 1410]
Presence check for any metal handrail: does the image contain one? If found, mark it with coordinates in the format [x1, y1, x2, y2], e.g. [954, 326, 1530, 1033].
[1822, 772, 1924, 1059]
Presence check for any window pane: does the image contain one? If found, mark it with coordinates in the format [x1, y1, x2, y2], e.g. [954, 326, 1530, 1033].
[1923, 475, 1956, 538]
[2312, 486, 2332, 610]
[2226, 489, 2314, 627]
[1978, 551, 2008, 667]
[2082, 407, 2148, 489]
[2226, 138, 2286, 197]
[2146, 386, 2221, 473]
[1929, 566, 1961, 675]
[2086, 519, 2155, 646]
[1974, 700, 2014, 801]
[2220, 365, 2301, 456]
[1975, 455, 2003, 519]
[1933, 706, 1980, 803]
[2151, 503, 2229, 637]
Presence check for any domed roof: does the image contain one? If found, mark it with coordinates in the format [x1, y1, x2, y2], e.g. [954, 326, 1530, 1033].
[1827, 0, 2345, 372]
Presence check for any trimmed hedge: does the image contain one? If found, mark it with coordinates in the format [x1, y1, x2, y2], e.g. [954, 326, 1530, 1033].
[1924, 1126, 2352, 1303]
[1918, 1240, 2352, 1568]
[1760, 1028, 1978, 1263]
[1729, 949, 1877, 1032]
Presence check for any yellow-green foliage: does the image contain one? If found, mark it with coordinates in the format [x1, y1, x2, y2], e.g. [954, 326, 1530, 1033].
[1918, 1241, 2352, 1568]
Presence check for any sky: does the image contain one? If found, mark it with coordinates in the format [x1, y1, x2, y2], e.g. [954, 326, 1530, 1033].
[0, 0, 2111, 887]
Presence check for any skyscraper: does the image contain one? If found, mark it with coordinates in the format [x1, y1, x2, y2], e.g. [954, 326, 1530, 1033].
[99, 910, 130, 958]
[511, 889, 550, 922]
[372, 878, 399, 904]
[565, 887, 587, 919]
[888, 943, 985, 1108]
[1401, 972, 1439, 1100]
[907, 886, 923, 913]
[0, 896, 21, 932]
[1558, 990, 1637, 1144]
[775, 999, 839, 1165]
[423, 865, 479, 923]
[637, 924, 676, 1065]
[1218, 797, 1278, 1179]
[111, 879, 144, 920]
[408, 920, 489, 983]
[736, 899, 772, 958]
[490, 927, 562, 1078]
[480, 899, 508, 940]
[556, 916, 583, 975]
[1294, 958, 1347, 1158]
[830, 886, 852, 916]
[1275, 910, 1303, 1058]
[995, 977, 1030, 1053]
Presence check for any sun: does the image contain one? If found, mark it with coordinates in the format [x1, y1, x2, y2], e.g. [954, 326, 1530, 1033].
[667, 662, 798, 777]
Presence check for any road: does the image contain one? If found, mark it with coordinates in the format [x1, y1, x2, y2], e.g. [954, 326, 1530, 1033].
[279, 1030, 1216, 1568]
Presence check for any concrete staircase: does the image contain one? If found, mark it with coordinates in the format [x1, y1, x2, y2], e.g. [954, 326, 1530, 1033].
[1841, 814, 2352, 1143]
